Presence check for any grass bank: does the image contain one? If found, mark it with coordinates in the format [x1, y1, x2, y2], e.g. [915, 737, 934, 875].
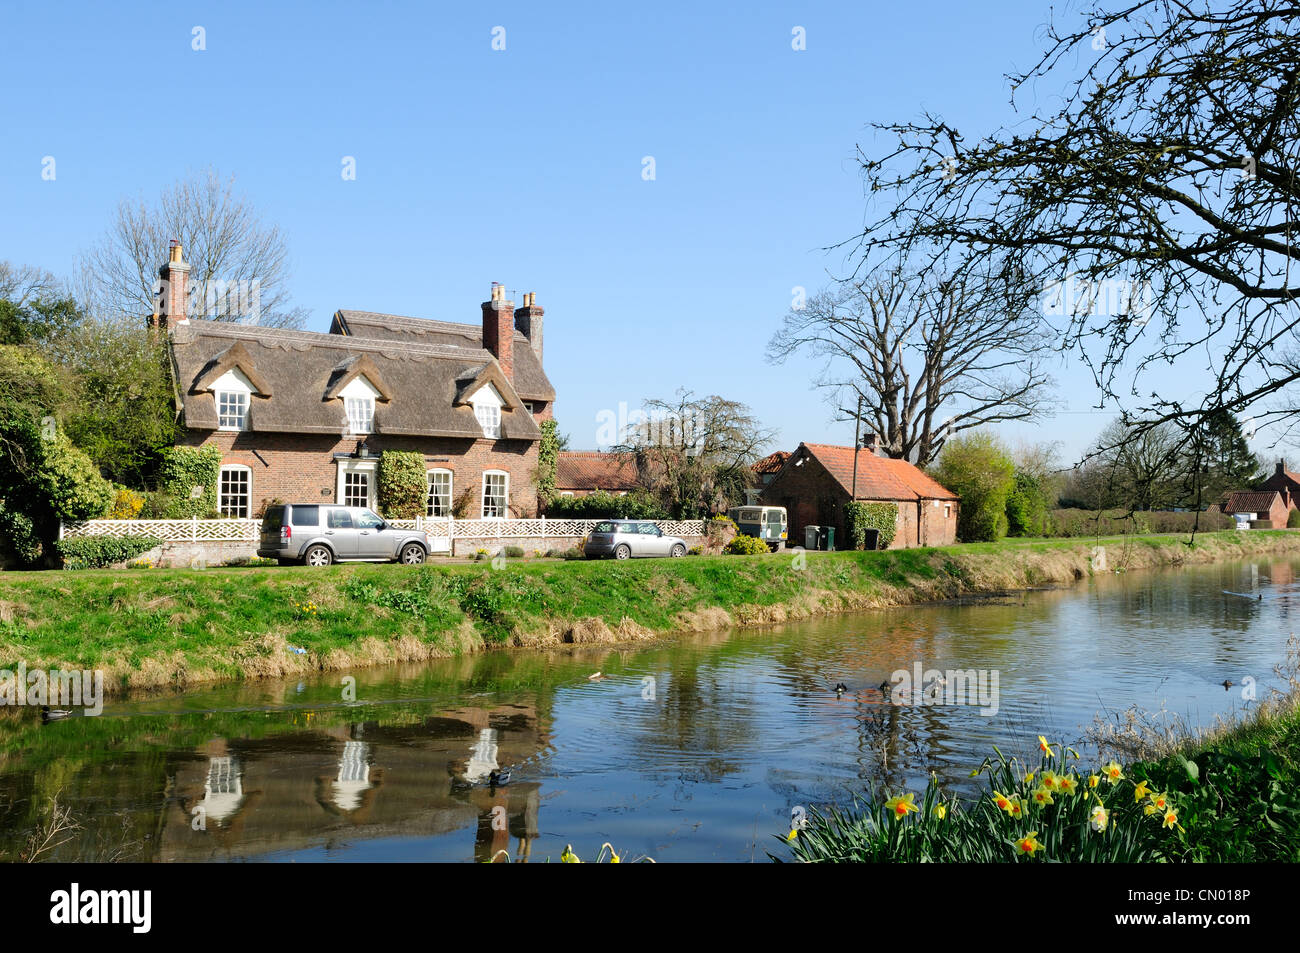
[1, 529, 1298, 695]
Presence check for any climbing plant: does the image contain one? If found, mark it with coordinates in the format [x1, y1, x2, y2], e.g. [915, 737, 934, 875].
[377, 450, 427, 519]
[844, 500, 897, 550]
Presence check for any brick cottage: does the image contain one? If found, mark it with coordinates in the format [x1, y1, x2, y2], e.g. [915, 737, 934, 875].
[156, 244, 556, 521]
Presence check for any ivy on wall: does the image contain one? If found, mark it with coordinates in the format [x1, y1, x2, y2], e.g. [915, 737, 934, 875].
[843, 500, 898, 550]
[377, 450, 428, 519]
[156, 445, 223, 518]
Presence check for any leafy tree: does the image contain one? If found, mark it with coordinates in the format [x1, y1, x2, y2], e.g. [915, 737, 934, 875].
[931, 432, 1015, 542]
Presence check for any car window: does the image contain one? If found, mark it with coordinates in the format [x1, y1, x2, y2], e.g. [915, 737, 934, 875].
[357, 510, 384, 529]
[290, 505, 319, 527]
[639, 522, 658, 534]
[328, 508, 353, 529]
[593, 521, 616, 533]
[261, 506, 284, 532]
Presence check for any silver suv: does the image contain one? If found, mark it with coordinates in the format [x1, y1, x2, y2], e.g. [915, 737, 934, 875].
[583, 519, 687, 560]
[259, 504, 431, 566]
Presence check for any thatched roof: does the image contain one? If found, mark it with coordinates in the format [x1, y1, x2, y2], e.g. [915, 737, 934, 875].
[170, 318, 543, 440]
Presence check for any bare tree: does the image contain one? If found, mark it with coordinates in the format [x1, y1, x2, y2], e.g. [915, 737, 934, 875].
[615, 389, 775, 517]
[78, 169, 306, 328]
[849, 0, 1300, 451]
[767, 269, 1054, 466]
[0, 262, 59, 307]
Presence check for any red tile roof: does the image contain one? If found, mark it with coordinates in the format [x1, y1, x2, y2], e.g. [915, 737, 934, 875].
[800, 443, 959, 501]
[752, 451, 791, 475]
[555, 452, 641, 492]
[1223, 490, 1282, 514]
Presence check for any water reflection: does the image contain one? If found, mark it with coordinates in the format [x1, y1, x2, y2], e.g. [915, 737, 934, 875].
[0, 557, 1295, 862]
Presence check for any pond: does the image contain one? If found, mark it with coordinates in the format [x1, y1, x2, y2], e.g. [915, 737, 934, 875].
[1, 556, 1295, 862]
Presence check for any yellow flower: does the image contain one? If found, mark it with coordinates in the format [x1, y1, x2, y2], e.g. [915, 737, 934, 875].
[1024, 772, 1035, 785]
[1058, 774, 1079, 796]
[1088, 774, 1100, 789]
[1101, 761, 1124, 783]
[1162, 808, 1178, 830]
[601, 842, 621, 863]
[1031, 786, 1054, 807]
[1143, 803, 1158, 815]
[1016, 831, 1044, 856]
[992, 790, 1015, 814]
[934, 803, 947, 820]
[786, 828, 799, 842]
[1010, 798, 1025, 818]
[884, 792, 920, 819]
[1038, 736, 1055, 758]
[1134, 780, 1153, 803]
[1089, 805, 1109, 832]
[560, 844, 581, 863]
[1040, 770, 1058, 789]
[1151, 792, 1170, 811]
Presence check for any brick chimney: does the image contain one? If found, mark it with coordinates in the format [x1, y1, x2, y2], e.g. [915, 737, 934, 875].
[152, 240, 191, 331]
[481, 282, 514, 383]
[1278, 458, 1288, 476]
[515, 291, 544, 365]
[862, 433, 879, 455]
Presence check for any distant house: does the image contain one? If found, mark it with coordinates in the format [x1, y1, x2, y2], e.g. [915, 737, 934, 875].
[1257, 459, 1300, 510]
[1222, 490, 1289, 528]
[158, 243, 555, 520]
[554, 451, 640, 498]
[760, 441, 959, 549]
[746, 450, 791, 505]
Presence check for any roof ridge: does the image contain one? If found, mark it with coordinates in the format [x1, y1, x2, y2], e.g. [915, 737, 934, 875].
[178, 319, 488, 361]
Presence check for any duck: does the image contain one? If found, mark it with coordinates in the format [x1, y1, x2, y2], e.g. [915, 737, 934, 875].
[878, 679, 892, 696]
[1222, 679, 1234, 690]
[488, 768, 511, 787]
[834, 682, 848, 695]
[40, 706, 72, 723]
[587, 672, 605, 681]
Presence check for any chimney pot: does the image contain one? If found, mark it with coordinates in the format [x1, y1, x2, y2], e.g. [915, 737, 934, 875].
[483, 284, 515, 384]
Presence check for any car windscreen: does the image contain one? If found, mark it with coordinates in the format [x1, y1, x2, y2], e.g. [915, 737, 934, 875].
[593, 521, 617, 533]
[261, 506, 284, 532]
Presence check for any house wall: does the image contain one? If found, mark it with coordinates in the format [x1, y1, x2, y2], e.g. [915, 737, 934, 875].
[178, 429, 541, 518]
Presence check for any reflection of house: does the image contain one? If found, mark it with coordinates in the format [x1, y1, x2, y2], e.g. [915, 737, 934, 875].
[760, 441, 959, 549]
[202, 756, 245, 824]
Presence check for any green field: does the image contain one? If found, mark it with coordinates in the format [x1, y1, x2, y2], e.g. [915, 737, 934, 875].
[1, 529, 1298, 694]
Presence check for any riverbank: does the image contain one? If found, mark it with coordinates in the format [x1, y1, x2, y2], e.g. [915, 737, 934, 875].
[1, 529, 1297, 695]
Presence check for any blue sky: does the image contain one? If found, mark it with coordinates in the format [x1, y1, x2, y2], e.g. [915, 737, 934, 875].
[0, 0, 1217, 463]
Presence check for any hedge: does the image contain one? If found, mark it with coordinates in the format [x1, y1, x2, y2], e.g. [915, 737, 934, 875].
[843, 501, 898, 550]
[157, 445, 223, 518]
[56, 535, 162, 570]
[1046, 508, 1234, 537]
[724, 533, 769, 555]
[377, 450, 427, 518]
[544, 489, 668, 520]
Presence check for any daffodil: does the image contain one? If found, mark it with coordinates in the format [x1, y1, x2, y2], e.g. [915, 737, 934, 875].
[992, 790, 1015, 814]
[786, 828, 798, 842]
[1162, 808, 1179, 830]
[1010, 798, 1025, 818]
[560, 844, 581, 863]
[1089, 804, 1109, 832]
[1101, 760, 1124, 783]
[884, 792, 920, 819]
[1143, 803, 1158, 816]
[1038, 735, 1055, 758]
[1088, 774, 1100, 789]
[1040, 770, 1058, 789]
[1057, 774, 1079, 796]
[601, 842, 622, 863]
[934, 803, 947, 820]
[1134, 779, 1153, 803]
[1151, 791, 1170, 811]
[1024, 772, 1035, 785]
[1016, 831, 1044, 856]
[1031, 786, 1055, 807]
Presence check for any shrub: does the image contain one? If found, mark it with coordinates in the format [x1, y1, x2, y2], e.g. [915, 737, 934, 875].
[843, 501, 898, 550]
[931, 433, 1015, 542]
[107, 486, 146, 520]
[1006, 469, 1052, 537]
[0, 505, 41, 565]
[377, 450, 427, 518]
[1047, 508, 1233, 537]
[504, 545, 525, 558]
[725, 533, 769, 555]
[56, 535, 162, 570]
[687, 545, 704, 555]
[156, 445, 222, 518]
[544, 489, 668, 520]
[33, 434, 114, 521]
[1289, 509, 1300, 529]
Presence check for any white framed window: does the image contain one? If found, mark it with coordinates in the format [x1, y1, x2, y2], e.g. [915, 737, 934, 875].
[336, 459, 377, 509]
[218, 465, 251, 517]
[559, 491, 574, 498]
[212, 367, 254, 431]
[340, 375, 380, 435]
[470, 384, 504, 439]
[482, 470, 508, 518]
[944, 503, 952, 519]
[427, 469, 452, 517]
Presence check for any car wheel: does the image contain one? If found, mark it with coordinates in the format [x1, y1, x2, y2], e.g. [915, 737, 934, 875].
[400, 543, 426, 565]
[670, 544, 686, 558]
[304, 544, 333, 567]
[614, 544, 631, 560]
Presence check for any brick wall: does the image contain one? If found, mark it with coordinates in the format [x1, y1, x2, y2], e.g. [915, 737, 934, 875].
[179, 429, 540, 518]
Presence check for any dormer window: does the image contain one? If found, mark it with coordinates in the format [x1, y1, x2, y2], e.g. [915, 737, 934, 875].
[470, 384, 504, 439]
[339, 375, 381, 435]
[212, 368, 255, 431]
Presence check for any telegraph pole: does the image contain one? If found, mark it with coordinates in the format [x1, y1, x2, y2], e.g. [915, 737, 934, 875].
[851, 394, 863, 499]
